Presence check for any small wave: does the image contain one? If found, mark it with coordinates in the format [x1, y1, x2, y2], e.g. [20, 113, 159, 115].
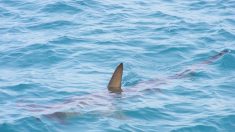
[50, 36, 89, 45]
[217, 29, 235, 41]
[225, 18, 235, 26]
[41, 2, 82, 14]
[123, 107, 171, 121]
[118, 124, 145, 132]
[27, 20, 77, 31]
[2, 83, 38, 92]
[148, 11, 180, 20]
[0, 7, 15, 18]
[172, 125, 218, 132]
[0, 116, 49, 132]
[0, 44, 66, 68]
[0, 90, 14, 100]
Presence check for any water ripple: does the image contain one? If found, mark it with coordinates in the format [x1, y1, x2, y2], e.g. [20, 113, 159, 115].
[41, 2, 82, 14]
[0, 0, 235, 131]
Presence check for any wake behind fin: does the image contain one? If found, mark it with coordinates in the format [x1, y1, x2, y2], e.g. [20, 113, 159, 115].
[108, 63, 123, 93]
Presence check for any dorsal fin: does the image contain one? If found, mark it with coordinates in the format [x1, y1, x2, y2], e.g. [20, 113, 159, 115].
[107, 63, 123, 93]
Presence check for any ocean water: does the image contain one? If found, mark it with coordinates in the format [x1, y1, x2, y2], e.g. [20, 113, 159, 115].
[0, 0, 235, 131]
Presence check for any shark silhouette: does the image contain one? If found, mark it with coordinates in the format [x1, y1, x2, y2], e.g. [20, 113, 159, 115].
[18, 49, 230, 122]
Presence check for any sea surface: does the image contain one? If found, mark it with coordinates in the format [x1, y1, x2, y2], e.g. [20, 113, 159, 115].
[0, 0, 235, 132]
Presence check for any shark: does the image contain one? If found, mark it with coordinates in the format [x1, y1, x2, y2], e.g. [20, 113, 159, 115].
[18, 49, 230, 122]
[107, 49, 230, 93]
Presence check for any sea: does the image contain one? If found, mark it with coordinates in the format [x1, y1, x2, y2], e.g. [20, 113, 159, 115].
[0, 0, 235, 132]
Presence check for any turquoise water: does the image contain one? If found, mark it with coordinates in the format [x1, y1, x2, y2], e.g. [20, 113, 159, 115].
[0, 0, 235, 131]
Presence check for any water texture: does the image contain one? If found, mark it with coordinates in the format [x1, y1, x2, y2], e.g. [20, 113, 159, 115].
[0, 0, 235, 132]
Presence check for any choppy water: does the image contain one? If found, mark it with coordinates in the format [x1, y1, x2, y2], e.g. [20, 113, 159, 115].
[0, 0, 235, 132]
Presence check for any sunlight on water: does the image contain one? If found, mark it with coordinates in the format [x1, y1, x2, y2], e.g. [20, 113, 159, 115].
[0, 0, 235, 132]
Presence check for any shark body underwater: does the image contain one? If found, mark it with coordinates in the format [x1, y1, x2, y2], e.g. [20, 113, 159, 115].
[19, 49, 230, 122]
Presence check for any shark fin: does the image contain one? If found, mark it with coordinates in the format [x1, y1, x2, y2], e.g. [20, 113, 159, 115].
[108, 63, 123, 93]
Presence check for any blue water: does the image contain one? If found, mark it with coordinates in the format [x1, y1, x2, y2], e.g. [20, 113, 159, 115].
[0, 0, 235, 131]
